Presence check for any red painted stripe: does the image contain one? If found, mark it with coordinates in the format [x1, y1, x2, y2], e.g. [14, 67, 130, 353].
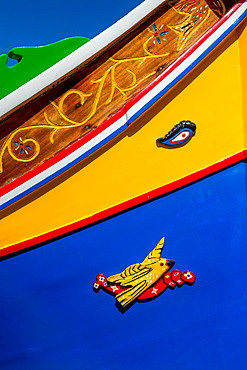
[1, 149, 247, 258]
[1, 0, 243, 198]
[0, 108, 126, 196]
[125, 0, 244, 111]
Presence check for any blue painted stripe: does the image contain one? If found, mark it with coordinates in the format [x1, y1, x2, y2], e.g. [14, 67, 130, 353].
[2, 6, 246, 210]
[127, 8, 247, 125]
[1, 123, 128, 210]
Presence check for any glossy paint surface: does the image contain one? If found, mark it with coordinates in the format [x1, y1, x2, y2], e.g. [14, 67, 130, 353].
[0, 162, 246, 369]
[1, 28, 246, 251]
[239, 23, 247, 137]
[0, 37, 90, 99]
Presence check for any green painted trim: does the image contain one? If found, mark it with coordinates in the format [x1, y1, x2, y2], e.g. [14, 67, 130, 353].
[0, 36, 90, 100]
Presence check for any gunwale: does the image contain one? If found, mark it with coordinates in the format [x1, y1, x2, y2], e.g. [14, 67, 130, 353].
[0, 0, 246, 259]
[0, 0, 168, 119]
[0, 0, 246, 213]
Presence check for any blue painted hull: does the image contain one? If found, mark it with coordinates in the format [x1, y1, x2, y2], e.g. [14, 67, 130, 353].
[1, 161, 247, 369]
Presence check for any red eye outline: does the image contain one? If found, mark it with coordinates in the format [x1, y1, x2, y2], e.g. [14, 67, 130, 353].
[170, 130, 191, 143]
[156, 121, 196, 148]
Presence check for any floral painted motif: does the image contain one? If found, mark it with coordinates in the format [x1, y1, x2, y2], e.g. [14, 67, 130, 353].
[13, 137, 32, 155]
[148, 23, 168, 44]
[183, 271, 193, 280]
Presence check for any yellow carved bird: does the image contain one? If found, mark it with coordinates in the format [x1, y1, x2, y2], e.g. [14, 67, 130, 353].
[107, 237, 175, 307]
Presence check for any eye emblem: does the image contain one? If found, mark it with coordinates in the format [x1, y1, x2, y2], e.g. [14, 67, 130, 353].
[157, 121, 196, 148]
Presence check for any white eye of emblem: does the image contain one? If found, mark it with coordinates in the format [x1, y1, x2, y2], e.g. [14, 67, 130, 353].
[156, 120, 196, 148]
[171, 130, 190, 143]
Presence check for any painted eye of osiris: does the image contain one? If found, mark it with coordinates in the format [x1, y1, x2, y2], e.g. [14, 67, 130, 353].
[156, 120, 196, 148]
[170, 130, 191, 143]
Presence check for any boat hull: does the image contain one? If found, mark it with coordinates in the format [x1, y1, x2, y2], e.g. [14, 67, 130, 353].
[0, 161, 246, 369]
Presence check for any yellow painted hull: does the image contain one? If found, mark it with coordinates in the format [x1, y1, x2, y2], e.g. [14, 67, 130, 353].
[1, 23, 246, 252]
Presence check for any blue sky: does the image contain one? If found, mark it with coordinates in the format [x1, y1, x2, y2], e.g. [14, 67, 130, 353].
[0, 0, 143, 55]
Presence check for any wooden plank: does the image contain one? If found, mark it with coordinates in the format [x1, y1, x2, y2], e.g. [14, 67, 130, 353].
[0, 0, 228, 188]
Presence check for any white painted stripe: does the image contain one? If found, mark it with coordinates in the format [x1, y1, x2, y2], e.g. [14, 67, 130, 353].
[126, 1, 247, 121]
[0, 0, 165, 117]
[0, 114, 127, 206]
[1, 1, 246, 208]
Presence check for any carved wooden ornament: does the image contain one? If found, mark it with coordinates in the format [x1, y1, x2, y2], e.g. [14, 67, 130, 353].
[93, 238, 196, 308]
[1, 0, 245, 211]
[157, 121, 196, 147]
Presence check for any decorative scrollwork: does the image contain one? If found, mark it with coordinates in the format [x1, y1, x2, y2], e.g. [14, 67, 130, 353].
[45, 35, 169, 127]
[0, 31, 170, 173]
[0, 0, 215, 174]
[168, 0, 212, 51]
[0, 130, 40, 173]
